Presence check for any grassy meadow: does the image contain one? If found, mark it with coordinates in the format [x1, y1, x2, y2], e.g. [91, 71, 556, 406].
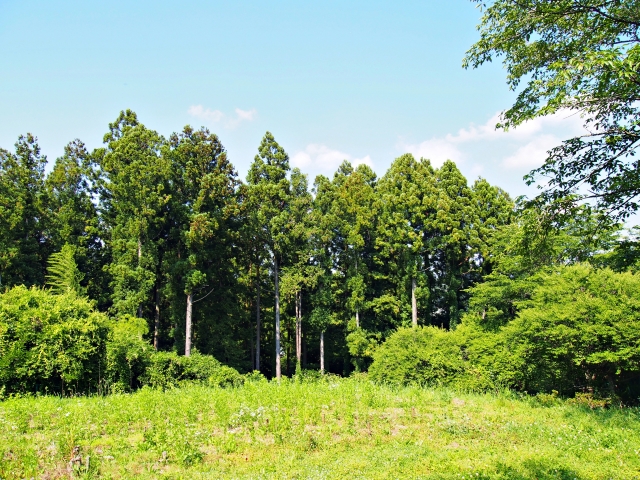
[1, 377, 639, 479]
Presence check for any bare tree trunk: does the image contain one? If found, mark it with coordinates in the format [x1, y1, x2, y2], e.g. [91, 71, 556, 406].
[295, 290, 302, 367]
[354, 254, 360, 329]
[154, 287, 160, 349]
[274, 256, 281, 380]
[137, 238, 143, 318]
[255, 266, 261, 371]
[320, 330, 325, 373]
[185, 292, 193, 357]
[412, 277, 418, 328]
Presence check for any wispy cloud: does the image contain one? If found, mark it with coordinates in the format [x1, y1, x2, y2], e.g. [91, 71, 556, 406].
[291, 144, 373, 175]
[502, 134, 562, 169]
[399, 110, 586, 170]
[187, 105, 257, 128]
[235, 108, 257, 121]
[187, 105, 224, 123]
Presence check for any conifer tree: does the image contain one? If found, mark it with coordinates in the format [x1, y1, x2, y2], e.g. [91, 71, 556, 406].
[0, 134, 48, 288]
[376, 154, 437, 328]
[45, 140, 107, 306]
[165, 126, 240, 356]
[247, 132, 291, 379]
[97, 110, 172, 323]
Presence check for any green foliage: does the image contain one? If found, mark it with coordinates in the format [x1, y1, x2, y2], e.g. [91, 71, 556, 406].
[0, 134, 48, 288]
[4, 379, 640, 478]
[369, 326, 494, 391]
[0, 286, 108, 395]
[142, 351, 242, 389]
[492, 265, 640, 398]
[45, 244, 85, 296]
[465, 0, 640, 219]
[345, 326, 379, 372]
[44, 139, 107, 307]
[372, 265, 640, 402]
[105, 315, 152, 393]
[98, 110, 171, 317]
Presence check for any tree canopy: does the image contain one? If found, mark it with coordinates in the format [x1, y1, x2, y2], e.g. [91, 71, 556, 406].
[464, 0, 640, 219]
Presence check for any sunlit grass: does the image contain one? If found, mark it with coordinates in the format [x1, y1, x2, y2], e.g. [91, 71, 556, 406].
[1, 376, 639, 479]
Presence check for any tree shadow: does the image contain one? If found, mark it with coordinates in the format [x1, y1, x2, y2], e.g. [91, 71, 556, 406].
[470, 458, 585, 480]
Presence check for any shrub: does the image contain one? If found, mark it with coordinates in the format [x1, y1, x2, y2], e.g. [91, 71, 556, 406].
[368, 326, 494, 390]
[142, 351, 242, 389]
[492, 265, 640, 399]
[0, 286, 109, 395]
[105, 315, 152, 393]
[208, 365, 244, 387]
[244, 370, 268, 383]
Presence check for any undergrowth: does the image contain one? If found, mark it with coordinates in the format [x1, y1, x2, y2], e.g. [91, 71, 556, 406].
[1, 376, 639, 479]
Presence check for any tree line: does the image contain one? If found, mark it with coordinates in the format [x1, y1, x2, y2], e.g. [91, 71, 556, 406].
[0, 110, 513, 378]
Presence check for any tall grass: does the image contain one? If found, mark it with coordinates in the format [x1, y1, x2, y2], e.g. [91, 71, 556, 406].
[1, 376, 639, 479]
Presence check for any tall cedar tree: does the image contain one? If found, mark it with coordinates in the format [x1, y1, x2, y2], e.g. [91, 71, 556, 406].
[97, 111, 172, 327]
[0, 134, 48, 288]
[45, 140, 108, 306]
[247, 132, 291, 379]
[165, 126, 240, 358]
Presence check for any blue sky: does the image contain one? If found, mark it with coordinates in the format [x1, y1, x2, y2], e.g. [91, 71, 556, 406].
[0, 0, 585, 198]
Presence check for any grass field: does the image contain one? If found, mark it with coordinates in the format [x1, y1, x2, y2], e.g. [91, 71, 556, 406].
[1, 377, 639, 479]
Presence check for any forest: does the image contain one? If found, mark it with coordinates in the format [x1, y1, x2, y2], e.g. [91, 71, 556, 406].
[2, 0, 638, 406]
[2, 0, 640, 477]
[1, 108, 640, 403]
[0, 114, 512, 378]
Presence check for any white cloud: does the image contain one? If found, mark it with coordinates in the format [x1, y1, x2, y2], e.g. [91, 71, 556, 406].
[398, 109, 587, 170]
[235, 108, 257, 121]
[187, 105, 257, 128]
[291, 144, 373, 174]
[502, 134, 561, 169]
[187, 105, 224, 122]
[353, 155, 373, 168]
[401, 138, 465, 167]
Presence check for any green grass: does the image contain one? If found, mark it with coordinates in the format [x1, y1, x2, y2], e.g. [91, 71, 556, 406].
[1, 377, 639, 479]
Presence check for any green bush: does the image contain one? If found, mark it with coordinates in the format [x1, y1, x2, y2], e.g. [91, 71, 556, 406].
[105, 315, 152, 393]
[142, 351, 242, 389]
[0, 286, 243, 397]
[490, 265, 640, 399]
[244, 370, 268, 383]
[0, 286, 109, 395]
[368, 326, 495, 390]
[208, 365, 244, 388]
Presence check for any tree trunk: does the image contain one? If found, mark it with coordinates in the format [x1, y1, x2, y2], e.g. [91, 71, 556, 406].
[411, 277, 418, 328]
[185, 292, 193, 357]
[274, 256, 281, 380]
[320, 330, 325, 373]
[137, 238, 143, 318]
[154, 287, 160, 349]
[255, 267, 261, 371]
[355, 310, 360, 328]
[296, 290, 302, 367]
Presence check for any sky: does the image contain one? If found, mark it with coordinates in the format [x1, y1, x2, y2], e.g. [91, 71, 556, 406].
[0, 0, 587, 199]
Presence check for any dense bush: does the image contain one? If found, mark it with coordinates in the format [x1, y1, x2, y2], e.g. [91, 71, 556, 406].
[105, 315, 153, 393]
[142, 351, 244, 389]
[491, 265, 640, 399]
[0, 286, 109, 395]
[370, 265, 640, 402]
[0, 287, 244, 397]
[368, 326, 495, 391]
